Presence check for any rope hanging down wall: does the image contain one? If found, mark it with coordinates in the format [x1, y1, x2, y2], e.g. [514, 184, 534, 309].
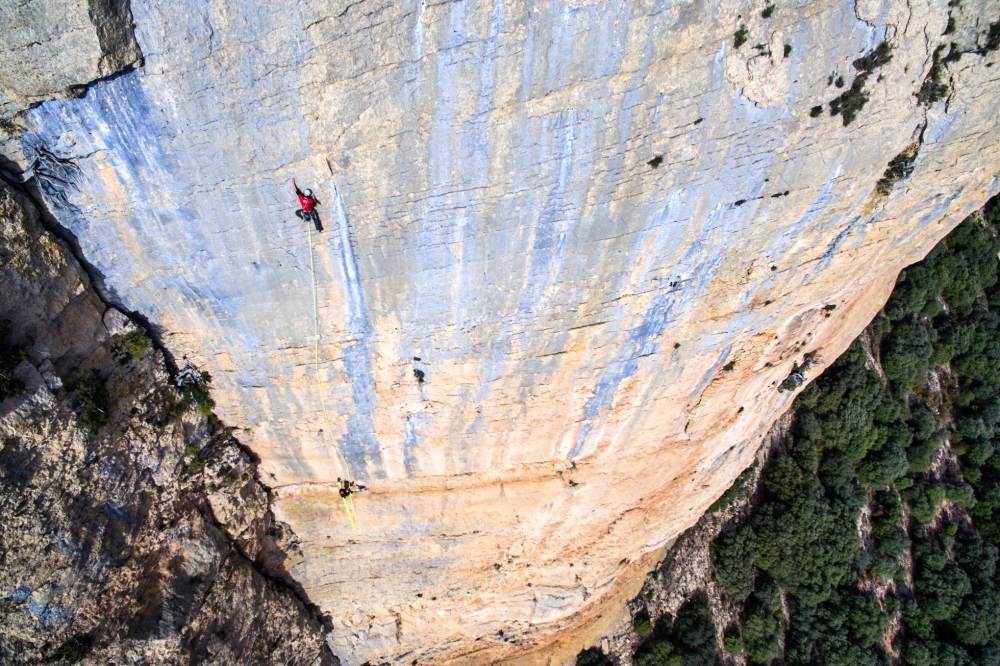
[306, 205, 358, 532]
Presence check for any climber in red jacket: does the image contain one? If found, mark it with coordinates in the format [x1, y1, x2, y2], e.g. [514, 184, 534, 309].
[337, 478, 353, 498]
[292, 179, 322, 231]
[336, 477, 367, 497]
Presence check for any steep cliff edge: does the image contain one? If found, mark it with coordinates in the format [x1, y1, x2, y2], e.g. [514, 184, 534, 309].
[0, 180, 333, 664]
[593, 197, 1000, 666]
[3, 0, 1000, 663]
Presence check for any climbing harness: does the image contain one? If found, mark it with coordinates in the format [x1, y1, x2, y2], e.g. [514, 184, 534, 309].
[306, 214, 359, 532]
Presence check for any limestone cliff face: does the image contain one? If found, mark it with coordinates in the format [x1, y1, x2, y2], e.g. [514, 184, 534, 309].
[4, 0, 1000, 663]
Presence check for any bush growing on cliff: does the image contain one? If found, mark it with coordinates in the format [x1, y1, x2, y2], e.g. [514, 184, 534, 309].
[575, 647, 612, 666]
[665, 596, 719, 666]
[634, 614, 653, 638]
[828, 78, 870, 126]
[713, 523, 757, 600]
[709, 462, 757, 512]
[881, 319, 938, 393]
[751, 451, 861, 605]
[723, 634, 744, 654]
[179, 370, 216, 416]
[876, 147, 918, 196]
[740, 579, 783, 663]
[633, 640, 678, 666]
[916, 45, 950, 106]
[75, 372, 110, 432]
[632, 596, 718, 666]
[795, 341, 887, 464]
[0, 321, 27, 400]
[121, 331, 151, 360]
[734, 25, 749, 48]
[871, 489, 910, 558]
[185, 444, 206, 474]
[784, 586, 889, 665]
[825, 42, 892, 125]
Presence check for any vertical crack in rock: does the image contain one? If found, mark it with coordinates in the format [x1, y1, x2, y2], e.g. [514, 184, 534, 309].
[87, 0, 143, 76]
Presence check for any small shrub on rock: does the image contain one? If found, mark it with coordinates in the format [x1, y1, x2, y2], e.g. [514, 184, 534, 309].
[634, 614, 653, 638]
[735, 25, 749, 48]
[76, 373, 110, 432]
[0, 321, 27, 400]
[179, 369, 216, 416]
[121, 331, 151, 360]
[575, 647, 612, 666]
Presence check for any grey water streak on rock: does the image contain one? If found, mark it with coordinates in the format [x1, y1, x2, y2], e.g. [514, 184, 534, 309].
[6, 0, 1000, 663]
[330, 183, 383, 480]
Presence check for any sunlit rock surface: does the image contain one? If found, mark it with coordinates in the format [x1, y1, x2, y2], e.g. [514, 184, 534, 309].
[8, 0, 1000, 662]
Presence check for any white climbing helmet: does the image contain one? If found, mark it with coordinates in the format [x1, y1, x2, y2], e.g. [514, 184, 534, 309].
[304, 189, 312, 197]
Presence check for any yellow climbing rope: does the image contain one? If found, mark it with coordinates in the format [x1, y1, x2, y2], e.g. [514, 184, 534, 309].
[307, 218, 359, 533]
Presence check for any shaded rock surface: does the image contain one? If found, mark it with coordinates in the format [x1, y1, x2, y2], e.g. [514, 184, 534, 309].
[3, 0, 1000, 663]
[0, 180, 333, 664]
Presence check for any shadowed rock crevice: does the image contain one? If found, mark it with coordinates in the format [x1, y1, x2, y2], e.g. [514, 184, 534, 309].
[87, 0, 143, 76]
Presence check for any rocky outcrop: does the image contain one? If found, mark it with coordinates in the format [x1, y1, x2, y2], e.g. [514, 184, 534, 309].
[4, 0, 1000, 663]
[0, 0, 142, 120]
[0, 180, 332, 664]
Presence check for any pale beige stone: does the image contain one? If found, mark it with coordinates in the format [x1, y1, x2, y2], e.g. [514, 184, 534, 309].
[102, 307, 134, 336]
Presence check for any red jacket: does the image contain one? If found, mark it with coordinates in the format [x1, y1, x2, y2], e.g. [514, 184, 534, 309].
[297, 192, 315, 212]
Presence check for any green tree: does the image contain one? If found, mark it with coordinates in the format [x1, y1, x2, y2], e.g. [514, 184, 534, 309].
[75, 373, 110, 432]
[713, 524, 757, 600]
[741, 580, 783, 663]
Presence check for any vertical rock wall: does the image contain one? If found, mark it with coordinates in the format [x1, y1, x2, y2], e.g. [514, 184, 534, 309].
[5, 0, 1000, 662]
